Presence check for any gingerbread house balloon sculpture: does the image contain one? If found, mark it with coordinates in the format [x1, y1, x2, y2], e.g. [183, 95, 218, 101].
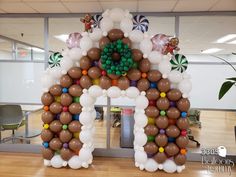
[41, 8, 191, 173]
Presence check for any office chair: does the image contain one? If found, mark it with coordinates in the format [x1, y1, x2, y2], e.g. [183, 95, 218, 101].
[0, 105, 26, 143]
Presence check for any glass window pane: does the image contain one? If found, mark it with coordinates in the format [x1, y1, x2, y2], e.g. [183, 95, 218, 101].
[16, 43, 31, 61]
[0, 38, 13, 60]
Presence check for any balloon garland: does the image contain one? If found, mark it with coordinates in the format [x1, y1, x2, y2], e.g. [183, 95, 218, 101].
[101, 39, 133, 75]
[48, 52, 62, 68]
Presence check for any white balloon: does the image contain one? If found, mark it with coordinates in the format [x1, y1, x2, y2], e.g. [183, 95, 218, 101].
[134, 150, 148, 164]
[148, 51, 163, 64]
[134, 132, 147, 146]
[60, 57, 74, 74]
[89, 28, 102, 42]
[168, 70, 183, 83]
[88, 85, 103, 98]
[140, 38, 153, 58]
[79, 148, 93, 162]
[80, 36, 93, 54]
[158, 59, 171, 78]
[107, 86, 121, 98]
[79, 111, 93, 126]
[145, 159, 158, 172]
[68, 47, 82, 61]
[51, 155, 65, 168]
[110, 8, 124, 22]
[126, 87, 140, 98]
[100, 17, 114, 35]
[178, 79, 192, 97]
[120, 17, 133, 37]
[43, 159, 51, 166]
[129, 30, 144, 43]
[134, 113, 147, 128]
[80, 93, 95, 107]
[163, 159, 177, 173]
[68, 156, 82, 169]
[135, 95, 148, 109]
[49, 67, 62, 80]
[80, 130, 92, 144]
[176, 166, 183, 173]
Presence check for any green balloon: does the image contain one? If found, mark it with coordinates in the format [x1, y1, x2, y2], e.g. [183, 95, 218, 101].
[160, 111, 166, 116]
[73, 97, 80, 103]
[62, 124, 68, 130]
[147, 135, 155, 142]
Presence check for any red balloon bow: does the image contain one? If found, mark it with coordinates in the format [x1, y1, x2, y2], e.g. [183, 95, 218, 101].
[80, 14, 94, 33]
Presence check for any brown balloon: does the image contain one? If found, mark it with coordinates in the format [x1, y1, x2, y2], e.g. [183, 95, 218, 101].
[49, 85, 62, 96]
[166, 125, 180, 138]
[132, 49, 143, 62]
[122, 38, 132, 48]
[155, 116, 169, 129]
[49, 120, 62, 133]
[167, 107, 180, 119]
[157, 79, 170, 92]
[108, 74, 120, 80]
[87, 48, 101, 61]
[60, 148, 74, 161]
[88, 66, 101, 79]
[146, 88, 159, 100]
[79, 75, 92, 89]
[117, 76, 130, 90]
[167, 89, 182, 101]
[156, 97, 170, 110]
[49, 138, 62, 151]
[68, 120, 81, 133]
[69, 103, 82, 114]
[174, 154, 186, 165]
[41, 92, 54, 106]
[165, 143, 179, 156]
[144, 142, 158, 155]
[137, 78, 150, 91]
[69, 84, 83, 97]
[99, 76, 112, 89]
[144, 125, 158, 136]
[60, 112, 72, 124]
[145, 106, 159, 118]
[176, 118, 189, 130]
[127, 69, 141, 81]
[60, 93, 73, 106]
[41, 111, 54, 124]
[153, 152, 167, 163]
[49, 102, 62, 114]
[177, 98, 190, 112]
[155, 134, 168, 147]
[69, 138, 83, 152]
[108, 29, 124, 41]
[60, 74, 73, 88]
[41, 129, 54, 142]
[42, 147, 54, 160]
[138, 59, 150, 73]
[68, 67, 82, 79]
[147, 70, 162, 82]
[79, 56, 91, 70]
[176, 136, 189, 148]
[59, 130, 73, 143]
[99, 37, 110, 49]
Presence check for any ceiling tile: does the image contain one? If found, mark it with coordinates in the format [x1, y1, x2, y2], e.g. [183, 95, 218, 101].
[174, 0, 218, 12]
[0, 9, 6, 13]
[211, 0, 236, 11]
[138, 0, 177, 12]
[25, 2, 69, 13]
[0, 2, 37, 13]
[63, 2, 102, 13]
[22, 0, 60, 2]
[61, 0, 98, 1]
[100, 1, 137, 12]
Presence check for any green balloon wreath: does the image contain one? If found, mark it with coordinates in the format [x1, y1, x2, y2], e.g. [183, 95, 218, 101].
[101, 40, 133, 75]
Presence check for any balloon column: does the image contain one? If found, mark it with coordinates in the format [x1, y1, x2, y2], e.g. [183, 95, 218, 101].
[41, 8, 191, 173]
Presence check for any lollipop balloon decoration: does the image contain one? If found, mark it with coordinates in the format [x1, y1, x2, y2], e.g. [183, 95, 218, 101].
[92, 14, 103, 28]
[41, 8, 191, 174]
[48, 52, 62, 68]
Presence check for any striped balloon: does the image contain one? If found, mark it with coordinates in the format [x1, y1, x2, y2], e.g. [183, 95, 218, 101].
[48, 52, 62, 68]
[170, 54, 188, 73]
[132, 15, 149, 33]
[92, 14, 103, 28]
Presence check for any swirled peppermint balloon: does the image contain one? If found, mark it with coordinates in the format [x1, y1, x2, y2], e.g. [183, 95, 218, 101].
[92, 14, 103, 28]
[48, 52, 62, 68]
[170, 54, 188, 73]
[132, 15, 149, 33]
[66, 32, 82, 49]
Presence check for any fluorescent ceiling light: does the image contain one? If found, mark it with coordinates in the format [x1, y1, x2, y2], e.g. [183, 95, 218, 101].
[215, 34, 236, 43]
[227, 40, 236, 44]
[32, 47, 44, 53]
[54, 34, 69, 43]
[201, 48, 223, 54]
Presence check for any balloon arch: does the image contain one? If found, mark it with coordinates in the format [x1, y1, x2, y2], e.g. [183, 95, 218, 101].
[41, 8, 192, 173]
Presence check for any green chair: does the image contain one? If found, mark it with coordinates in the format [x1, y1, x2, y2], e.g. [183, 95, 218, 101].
[0, 105, 26, 143]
